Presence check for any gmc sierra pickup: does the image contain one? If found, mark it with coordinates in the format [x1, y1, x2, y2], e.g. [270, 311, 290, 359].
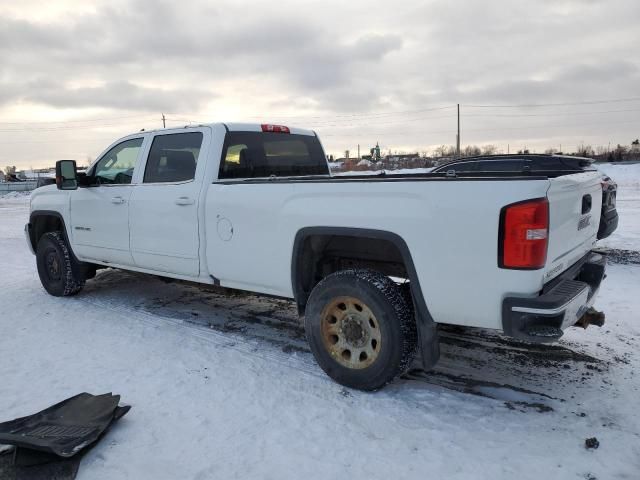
[26, 123, 609, 390]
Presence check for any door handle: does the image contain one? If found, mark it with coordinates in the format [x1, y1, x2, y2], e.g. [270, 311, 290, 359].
[175, 197, 195, 206]
[111, 196, 126, 205]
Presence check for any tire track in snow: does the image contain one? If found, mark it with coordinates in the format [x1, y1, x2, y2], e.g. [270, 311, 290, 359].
[76, 294, 324, 380]
[73, 270, 571, 408]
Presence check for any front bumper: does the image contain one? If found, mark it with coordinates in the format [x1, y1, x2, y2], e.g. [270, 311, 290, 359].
[502, 251, 606, 342]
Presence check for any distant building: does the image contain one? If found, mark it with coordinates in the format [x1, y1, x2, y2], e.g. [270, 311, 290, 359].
[17, 168, 56, 180]
[369, 142, 381, 162]
[384, 153, 420, 162]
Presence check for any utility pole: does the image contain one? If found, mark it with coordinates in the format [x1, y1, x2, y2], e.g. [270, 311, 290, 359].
[456, 103, 461, 158]
[507, 144, 509, 154]
[162, 113, 166, 128]
[357, 144, 360, 160]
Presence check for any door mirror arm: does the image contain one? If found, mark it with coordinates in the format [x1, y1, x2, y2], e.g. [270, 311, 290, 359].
[76, 172, 96, 188]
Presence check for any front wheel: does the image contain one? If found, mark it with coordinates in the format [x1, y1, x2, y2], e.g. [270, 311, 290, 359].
[36, 231, 85, 296]
[305, 269, 417, 391]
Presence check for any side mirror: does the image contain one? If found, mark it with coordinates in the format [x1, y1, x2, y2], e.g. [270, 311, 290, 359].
[56, 160, 78, 190]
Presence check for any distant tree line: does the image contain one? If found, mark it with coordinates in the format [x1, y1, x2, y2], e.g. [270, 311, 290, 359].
[329, 138, 640, 173]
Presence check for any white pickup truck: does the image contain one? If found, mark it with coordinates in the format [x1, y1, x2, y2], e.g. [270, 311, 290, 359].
[26, 123, 608, 390]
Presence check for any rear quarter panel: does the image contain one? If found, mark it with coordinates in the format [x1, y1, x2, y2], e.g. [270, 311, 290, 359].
[205, 177, 551, 330]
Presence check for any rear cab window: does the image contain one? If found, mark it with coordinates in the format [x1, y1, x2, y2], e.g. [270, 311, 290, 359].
[218, 131, 329, 179]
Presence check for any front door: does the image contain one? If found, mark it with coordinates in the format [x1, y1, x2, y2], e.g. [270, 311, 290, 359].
[129, 130, 208, 277]
[70, 137, 145, 265]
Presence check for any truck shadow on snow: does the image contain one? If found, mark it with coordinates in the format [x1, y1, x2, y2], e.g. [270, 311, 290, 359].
[79, 268, 620, 413]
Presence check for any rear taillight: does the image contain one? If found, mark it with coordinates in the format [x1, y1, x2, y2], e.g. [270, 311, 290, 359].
[261, 124, 290, 133]
[499, 198, 549, 269]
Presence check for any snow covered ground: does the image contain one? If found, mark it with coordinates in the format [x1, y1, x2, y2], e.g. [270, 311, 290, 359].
[1, 165, 639, 479]
[596, 163, 640, 251]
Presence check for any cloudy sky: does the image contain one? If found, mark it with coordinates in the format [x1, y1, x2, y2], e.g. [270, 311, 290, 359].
[1, 0, 639, 168]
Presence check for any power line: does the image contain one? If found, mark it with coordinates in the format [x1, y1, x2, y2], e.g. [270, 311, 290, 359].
[1, 95, 637, 129]
[0, 117, 158, 132]
[298, 107, 639, 130]
[0, 113, 157, 126]
[462, 108, 640, 118]
[244, 104, 457, 120]
[319, 118, 639, 138]
[463, 118, 639, 133]
[280, 113, 459, 128]
[4, 105, 633, 133]
[142, 105, 459, 126]
[0, 136, 117, 144]
[162, 112, 460, 129]
[464, 97, 640, 108]
[169, 105, 455, 122]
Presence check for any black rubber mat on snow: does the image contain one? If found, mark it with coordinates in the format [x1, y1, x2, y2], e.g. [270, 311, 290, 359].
[0, 392, 130, 480]
[0, 449, 81, 480]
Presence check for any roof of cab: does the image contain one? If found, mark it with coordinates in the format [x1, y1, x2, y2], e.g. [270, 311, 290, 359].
[223, 122, 316, 136]
[135, 122, 315, 136]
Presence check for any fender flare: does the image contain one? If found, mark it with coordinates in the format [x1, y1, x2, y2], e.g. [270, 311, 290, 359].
[28, 210, 87, 279]
[291, 226, 440, 368]
[28, 210, 72, 251]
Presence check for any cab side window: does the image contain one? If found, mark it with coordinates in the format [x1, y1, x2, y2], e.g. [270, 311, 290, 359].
[93, 138, 144, 184]
[143, 132, 203, 183]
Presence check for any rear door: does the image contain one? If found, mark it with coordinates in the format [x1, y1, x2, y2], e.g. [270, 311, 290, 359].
[206, 128, 328, 293]
[545, 171, 603, 281]
[70, 137, 145, 265]
[128, 129, 209, 276]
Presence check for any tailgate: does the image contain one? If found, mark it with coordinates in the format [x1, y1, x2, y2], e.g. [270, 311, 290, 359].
[545, 171, 602, 282]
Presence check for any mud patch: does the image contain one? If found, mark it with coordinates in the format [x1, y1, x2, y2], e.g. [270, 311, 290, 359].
[598, 248, 640, 265]
[404, 369, 556, 411]
[439, 326, 601, 365]
[85, 268, 616, 407]
[504, 401, 554, 413]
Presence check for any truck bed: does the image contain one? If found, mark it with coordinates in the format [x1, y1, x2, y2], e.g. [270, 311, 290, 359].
[216, 170, 579, 184]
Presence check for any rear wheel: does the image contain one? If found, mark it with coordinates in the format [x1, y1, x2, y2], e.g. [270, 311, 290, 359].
[36, 231, 85, 296]
[305, 269, 417, 390]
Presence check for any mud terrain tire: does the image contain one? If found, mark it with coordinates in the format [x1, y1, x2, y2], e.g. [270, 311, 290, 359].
[305, 269, 417, 391]
[36, 231, 85, 297]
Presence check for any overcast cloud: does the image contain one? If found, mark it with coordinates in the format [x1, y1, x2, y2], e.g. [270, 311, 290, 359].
[0, 0, 638, 167]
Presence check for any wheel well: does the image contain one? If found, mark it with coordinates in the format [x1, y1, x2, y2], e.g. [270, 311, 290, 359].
[294, 227, 442, 370]
[30, 214, 64, 251]
[293, 231, 408, 313]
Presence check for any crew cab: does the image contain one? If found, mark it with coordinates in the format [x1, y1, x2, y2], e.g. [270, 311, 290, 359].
[26, 123, 609, 390]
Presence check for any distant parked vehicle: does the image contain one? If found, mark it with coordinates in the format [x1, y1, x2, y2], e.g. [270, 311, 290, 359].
[432, 154, 594, 175]
[36, 177, 56, 188]
[433, 154, 618, 240]
[6, 174, 24, 182]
